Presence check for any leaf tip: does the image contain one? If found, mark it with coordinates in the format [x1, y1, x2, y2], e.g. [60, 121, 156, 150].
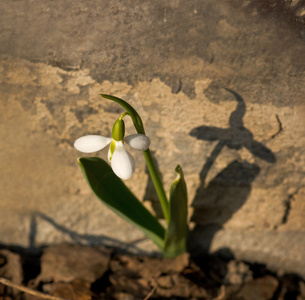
[174, 165, 184, 180]
[77, 157, 85, 165]
[100, 94, 113, 101]
[175, 164, 182, 173]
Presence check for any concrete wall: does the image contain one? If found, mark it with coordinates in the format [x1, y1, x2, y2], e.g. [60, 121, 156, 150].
[1, 0, 305, 276]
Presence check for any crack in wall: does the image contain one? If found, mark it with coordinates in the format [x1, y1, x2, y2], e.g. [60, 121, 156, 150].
[270, 114, 283, 139]
[281, 188, 301, 225]
[282, 194, 294, 225]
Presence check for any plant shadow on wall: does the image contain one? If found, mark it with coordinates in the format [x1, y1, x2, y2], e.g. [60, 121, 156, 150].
[27, 212, 154, 255]
[188, 89, 276, 255]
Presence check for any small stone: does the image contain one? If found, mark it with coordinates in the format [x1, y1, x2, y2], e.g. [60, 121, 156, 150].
[36, 244, 111, 284]
[157, 275, 173, 288]
[50, 279, 92, 300]
[296, 7, 305, 17]
[299, 280, 305, 296]
[297, 281, 305, 299]
[0, 254, 7, 267]
[288, 0, 301, 7]
[224, 260, 253, 285]
[112, 292, 135, 300]
[0, 250, 23, 297]
[237, 275, 279, 300]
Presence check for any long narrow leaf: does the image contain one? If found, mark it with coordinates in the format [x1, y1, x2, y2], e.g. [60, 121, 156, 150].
[163, 165, 188, 257]
[78, 157, 165, 249]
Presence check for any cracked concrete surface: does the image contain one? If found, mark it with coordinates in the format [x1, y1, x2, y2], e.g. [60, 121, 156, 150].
[1, 0, 305, 277]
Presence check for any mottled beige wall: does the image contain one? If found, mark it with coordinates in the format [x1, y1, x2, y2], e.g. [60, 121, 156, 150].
[1, 54, 305, 252]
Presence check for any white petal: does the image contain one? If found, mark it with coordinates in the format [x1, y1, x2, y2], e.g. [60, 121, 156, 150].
[124, 134, 150, 151]
[74, 135, 111, 153]
[111, 141, 135, 180]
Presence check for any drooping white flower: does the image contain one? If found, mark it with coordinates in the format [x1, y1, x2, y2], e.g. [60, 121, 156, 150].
[74, 133, 150, 180]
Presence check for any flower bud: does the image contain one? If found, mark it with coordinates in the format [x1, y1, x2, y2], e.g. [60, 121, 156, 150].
[112, 119, 125, 141]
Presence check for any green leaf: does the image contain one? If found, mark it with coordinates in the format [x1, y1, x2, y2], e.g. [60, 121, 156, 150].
[78, 157, 165, 249]
[163, 165, 188, 258]
[100, 94, 145, 134]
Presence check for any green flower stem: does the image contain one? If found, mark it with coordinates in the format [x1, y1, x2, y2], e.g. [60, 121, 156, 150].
[100, 94, 170, 223]
[119, 111, 129, 120]
[143, 149, 170, 224]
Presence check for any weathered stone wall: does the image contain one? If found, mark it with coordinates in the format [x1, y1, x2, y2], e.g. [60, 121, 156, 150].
[1, 0, 305, 276]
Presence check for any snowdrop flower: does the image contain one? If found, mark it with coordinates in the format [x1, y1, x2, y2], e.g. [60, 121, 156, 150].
[74, 118, 150, 180]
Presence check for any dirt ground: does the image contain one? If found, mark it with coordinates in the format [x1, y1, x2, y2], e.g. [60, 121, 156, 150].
[0, 244, 304, 300]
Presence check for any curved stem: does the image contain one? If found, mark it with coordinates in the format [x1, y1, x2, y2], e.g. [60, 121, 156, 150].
[119, 111, 130, 120]
[143, 149, 170, 224]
